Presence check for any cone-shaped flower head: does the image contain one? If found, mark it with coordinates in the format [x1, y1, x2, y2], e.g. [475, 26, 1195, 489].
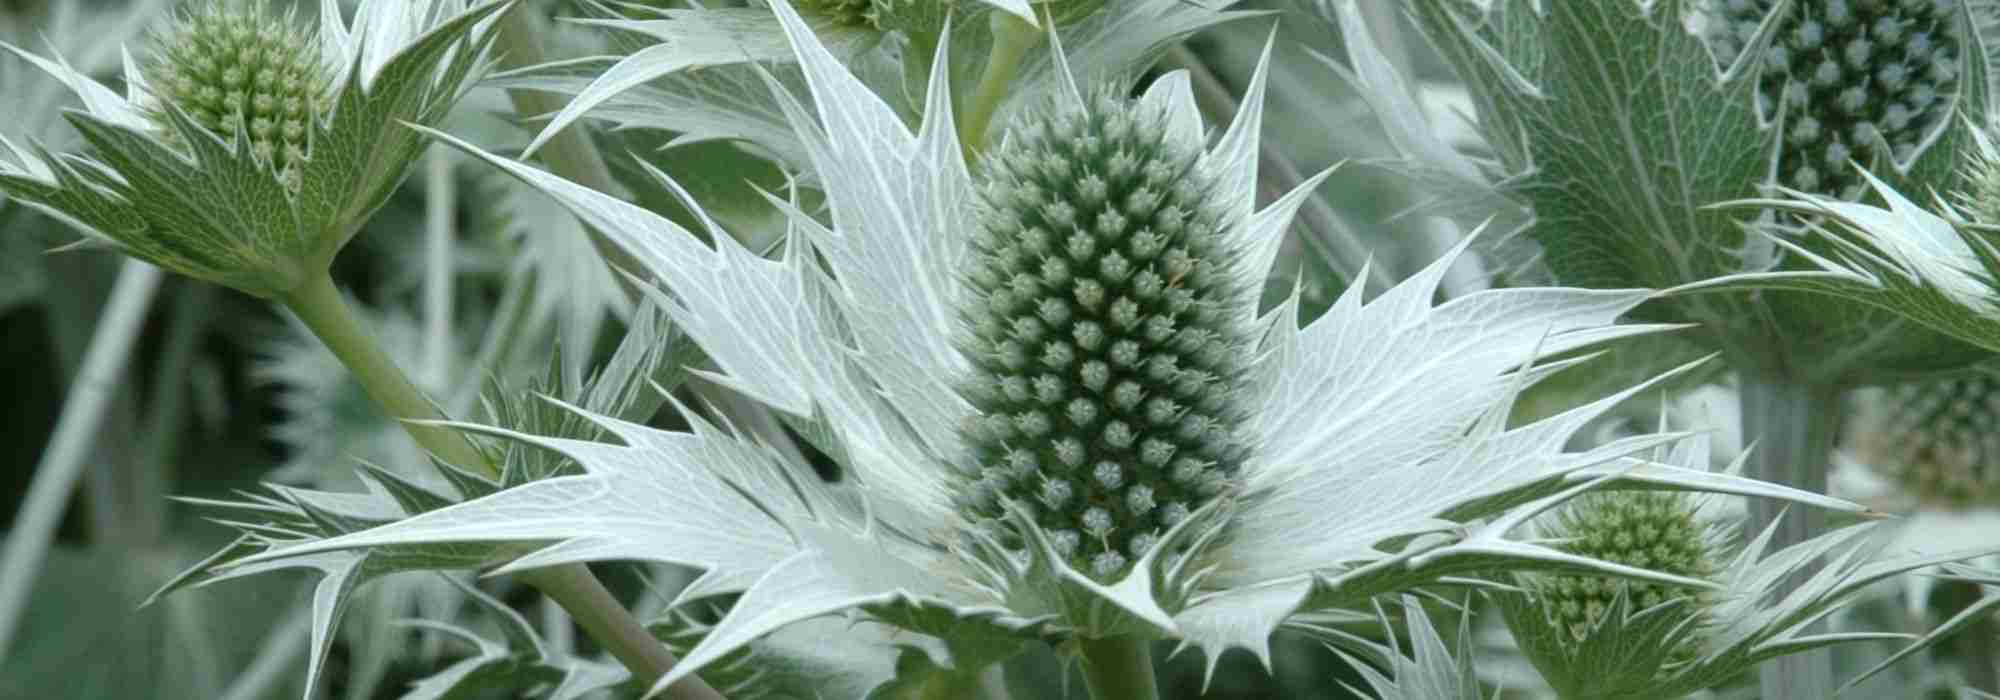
[955, 90, 1250, 580]
[1710, 0, 1964, 200]
[1534, 492, 1718, 658]
[143, 1, 330, 189]
[185, 5, 1881, 697]
[0, 0, 511, 298]
[1849, 376, 2000, 509]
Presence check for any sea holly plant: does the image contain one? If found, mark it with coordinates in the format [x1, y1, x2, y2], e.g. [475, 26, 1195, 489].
[169, 2, 1899, 698]
[1491, 435, 2000, 699]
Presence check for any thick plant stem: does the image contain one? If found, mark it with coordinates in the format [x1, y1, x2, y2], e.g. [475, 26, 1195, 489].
[0, 259, 162, 658]
[281, 273, 490, 476]
[283, 273, 726, 699]
[1739, 371, 1840, 700]
[959, 11, 1040, 161]
[1077, 637, 1159, 700]
[518, 566, 726, 700]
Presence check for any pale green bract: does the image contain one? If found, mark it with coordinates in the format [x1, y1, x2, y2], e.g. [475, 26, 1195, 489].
[1686, 157, 2000, 354]
[186, 1, 1878, 697]
[0, 0, 509, 299]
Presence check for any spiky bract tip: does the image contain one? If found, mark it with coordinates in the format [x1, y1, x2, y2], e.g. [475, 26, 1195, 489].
[953, 89, 1251, 581]
[1536, 492, 1717, 656]
[1708, 0, 1964, 200]
[144, 0, 329, 188]
[1850, 377, 2000, 509]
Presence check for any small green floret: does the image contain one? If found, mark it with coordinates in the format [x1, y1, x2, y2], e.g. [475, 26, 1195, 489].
[1537, 492, 1716, 655]
[954, 91, 1251, 580]
[1850, 377, 2000, 509]
[145, 0, 328, 187]
[1708, 0, 1964, 200]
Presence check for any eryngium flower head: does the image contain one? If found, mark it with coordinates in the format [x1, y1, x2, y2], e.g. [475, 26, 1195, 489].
[1709, 0, 1963, 200]
[0, 0, 509, 298]
[197, 4, 1867, 697]
[1534, 492, 1717, 656]
[144, 1, 330, 189]
[1848, 376, 2000, 509]
[956, 91, 1250, 579]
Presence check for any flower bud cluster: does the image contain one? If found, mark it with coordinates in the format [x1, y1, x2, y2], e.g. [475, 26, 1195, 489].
[1709, 0, 1963, 200]
[1537, 492, 1715, 658]
[1850, 377, 2000, 509]
[954, 91, 1251, 580]
[145, 1, 327, 188]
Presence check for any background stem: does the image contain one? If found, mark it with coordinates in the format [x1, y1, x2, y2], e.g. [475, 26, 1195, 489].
[959, 11, 1039, 160]
[518, 565, 725, 700]
[0, 259, 162, 658]
[1739, 370, 1840, 700]
[1162, 45, 1393, 293]
[1077, 637, 1159, 700]
[280, 273, 488, 476]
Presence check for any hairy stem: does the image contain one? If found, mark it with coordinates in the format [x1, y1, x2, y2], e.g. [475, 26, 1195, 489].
[423, 147, 455, 380]
[959, 11, 1040, 161]
[281, 272, 489, 475]
[1077, 637, 1159, 700]
[0, 259, 162, 658]
[1739, 371, 1839, 700]
[518, 565, 726, 700]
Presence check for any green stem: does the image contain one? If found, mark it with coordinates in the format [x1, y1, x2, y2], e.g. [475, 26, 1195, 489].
[517, 566, 726, 700]
[280, 272, 490, 476]
[1738, 370, 1840, 700]
[0, 259, 162, 658]
[959, 11, 1040, 161]
[1077, 637, 1159, 700]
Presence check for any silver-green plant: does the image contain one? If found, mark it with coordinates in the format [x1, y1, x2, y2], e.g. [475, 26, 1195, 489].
[173, 3, 1882, 698]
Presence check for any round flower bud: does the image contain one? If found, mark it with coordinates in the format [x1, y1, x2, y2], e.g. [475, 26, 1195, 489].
[1847, 377, 2000, 509]
[143, 0, 330, 190]
[1531, 492, 1718, 662]
[954, 89, 1251, 581]
[1708, 0, 1963, 196]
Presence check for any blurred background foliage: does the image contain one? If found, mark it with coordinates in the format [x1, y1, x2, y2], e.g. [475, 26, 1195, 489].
[0, 0, 1991, 698]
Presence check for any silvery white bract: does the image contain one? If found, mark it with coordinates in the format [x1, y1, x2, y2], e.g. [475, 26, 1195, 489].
[189, 2, 1864, 697]
[0, 0, 509, 299]
[505, 0, 1247, 171]
[1343, 0, 1998, 382]
[1693, 156, 2000, 354]
[1497, 437, 2000, 699]
[1332, 597, 1489, 700]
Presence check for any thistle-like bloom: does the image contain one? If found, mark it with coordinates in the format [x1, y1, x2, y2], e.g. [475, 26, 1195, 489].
[1355, 0, 1997, 382]
[1494, 439, 1999, 699]
[0, 0, 510, 298]
[1849, 376, 2000, 509]
[197, 3, 1854, 697]
[1708, 0, 1966, 199]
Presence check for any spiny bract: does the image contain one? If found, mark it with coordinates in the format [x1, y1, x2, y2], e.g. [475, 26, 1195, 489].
[144, 0, 329, 188]
[955, 90, 1251, 580]
[1708, 0, 1964, 200]
[1536, 492, 1716, 652]
[1850, 377, 2000, 509]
